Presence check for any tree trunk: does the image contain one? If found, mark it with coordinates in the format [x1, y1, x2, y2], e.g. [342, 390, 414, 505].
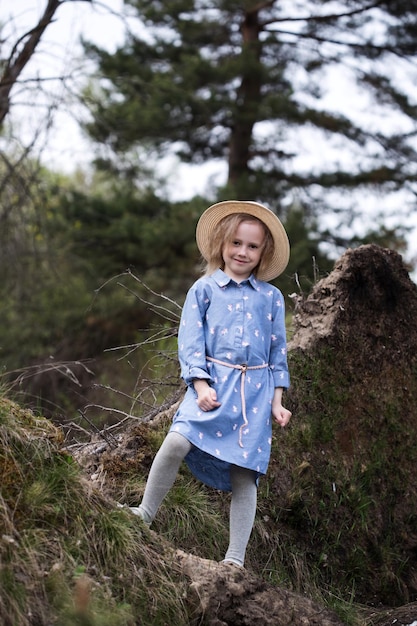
[228, 6, 263, 187]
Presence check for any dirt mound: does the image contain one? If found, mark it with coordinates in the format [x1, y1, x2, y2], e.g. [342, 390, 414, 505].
[282, 244, 417, 606]
[177, 550, 344, 625]
[289, 243, 417, 357]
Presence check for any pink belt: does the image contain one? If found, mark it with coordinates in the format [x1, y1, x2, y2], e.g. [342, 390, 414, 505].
[206, 357, 269, 447]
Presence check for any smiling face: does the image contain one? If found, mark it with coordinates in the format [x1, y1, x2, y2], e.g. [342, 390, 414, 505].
[222, 219, 265, 282]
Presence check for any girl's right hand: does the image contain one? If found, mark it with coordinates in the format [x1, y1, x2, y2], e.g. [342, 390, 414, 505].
[193, 379, 221, 411]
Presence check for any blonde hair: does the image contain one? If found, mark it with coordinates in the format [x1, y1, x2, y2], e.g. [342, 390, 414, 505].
[202, 213, 275, 278]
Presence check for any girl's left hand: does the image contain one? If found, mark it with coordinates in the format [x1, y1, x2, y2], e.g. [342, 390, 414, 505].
[273, 405, 292, 428]
[271, 387, 292, 428]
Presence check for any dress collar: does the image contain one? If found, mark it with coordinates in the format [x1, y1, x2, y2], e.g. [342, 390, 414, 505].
[211, 268, 259, 289]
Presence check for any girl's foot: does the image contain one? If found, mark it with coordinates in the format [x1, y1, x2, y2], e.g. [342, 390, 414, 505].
[221, 559, 244, 568]
[128, 506, 143, 517]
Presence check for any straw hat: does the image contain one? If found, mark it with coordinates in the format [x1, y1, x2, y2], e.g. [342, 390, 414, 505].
[196, 200, 290, 281]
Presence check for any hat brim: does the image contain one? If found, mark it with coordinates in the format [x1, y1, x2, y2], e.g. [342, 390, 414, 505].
[196, 200, 290, 281]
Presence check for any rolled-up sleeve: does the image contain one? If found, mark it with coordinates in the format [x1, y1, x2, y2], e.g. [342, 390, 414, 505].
[178, 283, 213, 386]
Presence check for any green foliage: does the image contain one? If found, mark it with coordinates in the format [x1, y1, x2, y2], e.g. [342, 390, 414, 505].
[0, 158, 200, 378]
[0, 164, 95, 371]
[49, 186, 202, 288]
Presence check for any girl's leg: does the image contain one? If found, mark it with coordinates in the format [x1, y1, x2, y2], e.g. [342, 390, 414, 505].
[224, 465, 257, 567]
[131, 431, 192, 524]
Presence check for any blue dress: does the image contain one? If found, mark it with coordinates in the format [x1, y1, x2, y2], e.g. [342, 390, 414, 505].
[170, 269, 290, 492]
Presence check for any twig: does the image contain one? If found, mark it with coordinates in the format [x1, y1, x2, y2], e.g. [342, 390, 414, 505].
[77, 408, 118, 447]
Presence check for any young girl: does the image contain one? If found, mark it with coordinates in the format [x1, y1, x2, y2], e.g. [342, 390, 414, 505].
[130, 200, 292, 567]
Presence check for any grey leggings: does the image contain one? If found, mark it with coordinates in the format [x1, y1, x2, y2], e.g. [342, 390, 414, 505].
[138, 431, 257, 567]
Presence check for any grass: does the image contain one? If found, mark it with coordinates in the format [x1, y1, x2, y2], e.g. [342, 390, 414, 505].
[0, 396, 188, 626]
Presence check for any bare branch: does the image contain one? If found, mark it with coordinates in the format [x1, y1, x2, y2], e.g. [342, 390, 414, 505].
[5, 359, 94, 387]
[122, 268, 183, 312]
[0, 0, 94, 125]
[261, 1, 382, 26]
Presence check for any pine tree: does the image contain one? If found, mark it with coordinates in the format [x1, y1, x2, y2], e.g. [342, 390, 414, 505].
[82, 0, 417, 250]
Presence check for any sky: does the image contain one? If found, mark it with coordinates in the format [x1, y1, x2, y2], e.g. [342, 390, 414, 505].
[0, 0, 225, 198]
[1, 0, 417, 271]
